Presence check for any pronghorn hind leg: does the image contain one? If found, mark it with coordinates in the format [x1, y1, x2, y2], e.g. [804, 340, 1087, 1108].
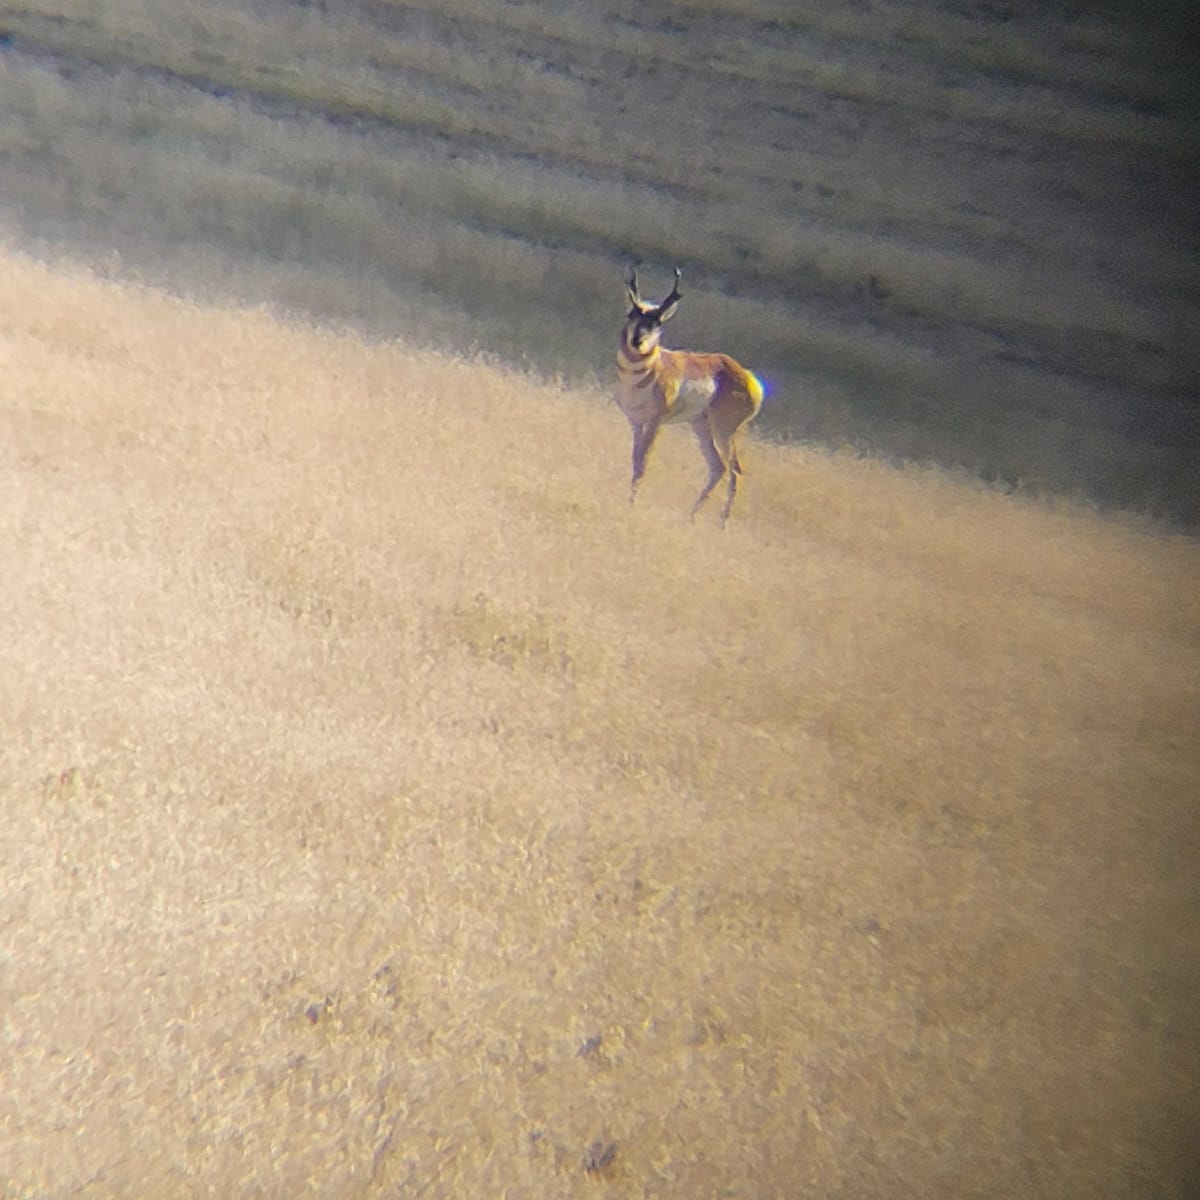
[690, 418, 729, 520]
[720, 442, 742, 526]
[713, 400, 754, 525]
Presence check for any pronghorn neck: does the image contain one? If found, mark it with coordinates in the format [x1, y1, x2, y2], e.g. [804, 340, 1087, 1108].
[617, 334, 665, 394]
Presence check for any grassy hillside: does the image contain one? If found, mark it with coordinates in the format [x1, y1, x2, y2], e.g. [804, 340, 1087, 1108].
[2, 250, 1198, 1198]
[0, 0, 1197, 520]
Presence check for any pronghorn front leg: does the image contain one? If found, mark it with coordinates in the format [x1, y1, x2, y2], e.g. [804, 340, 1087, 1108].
[690, 416, 729, 521]
[630, 417, 661, 504]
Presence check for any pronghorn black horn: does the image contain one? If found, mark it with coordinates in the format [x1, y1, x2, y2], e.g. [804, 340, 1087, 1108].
[660, 266, 682, 308]
[625, 264, 641, 302]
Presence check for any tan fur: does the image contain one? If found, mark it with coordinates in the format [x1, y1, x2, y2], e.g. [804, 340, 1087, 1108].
[615, 275, 763, 524]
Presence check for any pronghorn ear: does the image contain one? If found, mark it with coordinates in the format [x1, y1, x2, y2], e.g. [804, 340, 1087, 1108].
[658, 298, 680, 323]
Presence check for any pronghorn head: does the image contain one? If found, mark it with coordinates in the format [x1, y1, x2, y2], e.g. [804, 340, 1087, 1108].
[624, 265, 682, 354]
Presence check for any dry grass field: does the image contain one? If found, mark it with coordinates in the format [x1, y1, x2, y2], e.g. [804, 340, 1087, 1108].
[2, 249, 1198, 1198]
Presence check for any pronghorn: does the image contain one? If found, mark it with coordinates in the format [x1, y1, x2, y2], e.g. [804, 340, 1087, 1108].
[615, 265, 764, 524]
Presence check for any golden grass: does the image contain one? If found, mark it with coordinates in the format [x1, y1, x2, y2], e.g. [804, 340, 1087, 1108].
[2, 250, 1198, 1198]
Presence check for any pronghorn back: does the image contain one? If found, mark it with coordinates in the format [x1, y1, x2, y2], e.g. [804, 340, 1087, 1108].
[614, 266, 764, 524]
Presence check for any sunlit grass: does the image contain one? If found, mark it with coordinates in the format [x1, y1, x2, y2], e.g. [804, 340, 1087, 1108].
[2, 251, 1198, 1198]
